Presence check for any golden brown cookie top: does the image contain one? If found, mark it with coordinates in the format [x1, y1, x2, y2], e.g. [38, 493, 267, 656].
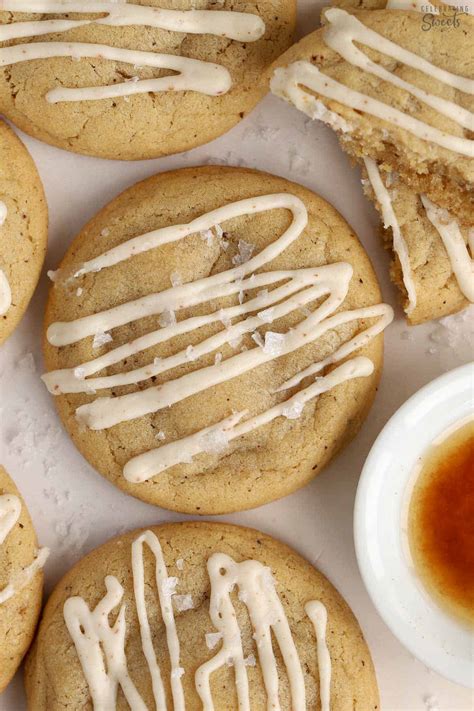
[0, 120, 47, 344]
[0, 465, 48, 691]
[0, 1, 296, 159]
[42, 166, 391, 514]
[25, 521, 379, 710]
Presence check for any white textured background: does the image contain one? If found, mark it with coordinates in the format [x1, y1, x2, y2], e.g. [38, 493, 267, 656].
[0, 1, 473, 709]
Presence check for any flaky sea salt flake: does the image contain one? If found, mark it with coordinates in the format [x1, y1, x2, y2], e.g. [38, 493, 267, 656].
[263, 331, 285, 357]
[282, 399, 304, 420]
[161, 576, 178, 598]
[159, 308, 177, 328]
[257, 307, 274, 324]
[232, 240, 255, 266]
[92, 331, 113, 349]
[174, 594, 194, 612]
[205, 632, 222, 649]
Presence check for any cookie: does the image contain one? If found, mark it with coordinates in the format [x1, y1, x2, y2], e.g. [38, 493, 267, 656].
[320, 0, 474, 323]
[0, 465, 49, 691]
[0, 120, 48, 345]
[42, 166, 392, 514]
[0, 1, 296, 160]
[25, 521, 379, 709]
[362, 158, 473, 324]
[270, 8, 474, 223]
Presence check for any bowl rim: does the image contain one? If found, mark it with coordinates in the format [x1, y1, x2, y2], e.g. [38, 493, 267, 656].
[354, 361, 474, 688]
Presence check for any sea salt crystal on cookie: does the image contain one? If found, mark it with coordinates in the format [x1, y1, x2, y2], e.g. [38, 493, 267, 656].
[176, 558, 184, 571]
[263, 332, 285, 356]
[159, 308, 176, 328]
[228, 334, 242, 349]
[174, 594, 194, 612]
[92, 331, 113, 349]
[258, 307, 274, 323]
[155, 430, 166, 441]
[200, 427, 230, 453]
[232, 240, 255, 266]
[171, 667, 185, 679]
[161, 576, 178, 597]
[205, 632, 222, 649]
[245, 654, 256, 667]
[252, 331, 264, 348]
[282, 400, 304, 420]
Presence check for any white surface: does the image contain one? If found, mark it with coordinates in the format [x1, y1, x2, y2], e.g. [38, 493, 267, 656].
[355, 364, 474, 688]
[0, 2, 473, 709]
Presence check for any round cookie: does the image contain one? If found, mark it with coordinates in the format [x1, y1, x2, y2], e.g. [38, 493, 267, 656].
[25, 521, 380, 709]
[42, 166, 392, 514]
[0, 465, 48, 692]
[0, 1, 296, 160]
[0, 119, 48, 345]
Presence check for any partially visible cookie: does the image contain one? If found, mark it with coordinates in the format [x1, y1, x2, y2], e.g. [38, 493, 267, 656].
[0, 1, 296, 160]
[0, 120, 48, 345]
[270, 8, 474, 223]
[361, 158, 472, 324]
[0, 465, 49, 692]
[42, 166, 392, 514]
[25, 521, 379, 709]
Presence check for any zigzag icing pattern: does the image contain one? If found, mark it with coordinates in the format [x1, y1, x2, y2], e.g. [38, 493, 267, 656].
[43, 193, 393, 483]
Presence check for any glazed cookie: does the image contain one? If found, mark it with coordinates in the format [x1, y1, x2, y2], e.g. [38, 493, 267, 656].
[362, 158, 473, 324]
[25, 521, 379, 709]
[0, 120, 47, 344]
[270, 7, 474, 223]
[42, 166, 392, 514]
[321, 0, 474, 322]
[0, 465, 49, 691]
[0, 1, 296, 160]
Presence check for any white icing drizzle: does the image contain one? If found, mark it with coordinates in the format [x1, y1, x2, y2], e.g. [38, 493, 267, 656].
[0, 546, 49, 604]
[0, 493, 49, 605]
[64, 530, 184, 711]
[421, 195, 474, 302]
[195, 553, 305, 711]
[0, 493, 21, 545]
[43, 193, 393, 482]
[0, 200, 11, 317]
[124, 357, 377, 483]
[271, 8, 474, 157]
[132, 531, 184, 710]
[64, 530, 332, 710]
[363, 158, 417, 313]
[305, 601, 331, 711]
[0, 1, 265, 103]
[365, 158, 473, 307]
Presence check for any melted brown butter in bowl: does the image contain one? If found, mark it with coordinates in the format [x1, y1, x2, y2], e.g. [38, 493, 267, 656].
[408, 419, 474, 626]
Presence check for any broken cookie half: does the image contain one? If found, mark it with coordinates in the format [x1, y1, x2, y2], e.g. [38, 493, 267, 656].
[270, 2, 473, 324]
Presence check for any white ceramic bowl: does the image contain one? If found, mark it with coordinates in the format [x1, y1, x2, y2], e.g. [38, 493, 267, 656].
[354, 362, 474, 688]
